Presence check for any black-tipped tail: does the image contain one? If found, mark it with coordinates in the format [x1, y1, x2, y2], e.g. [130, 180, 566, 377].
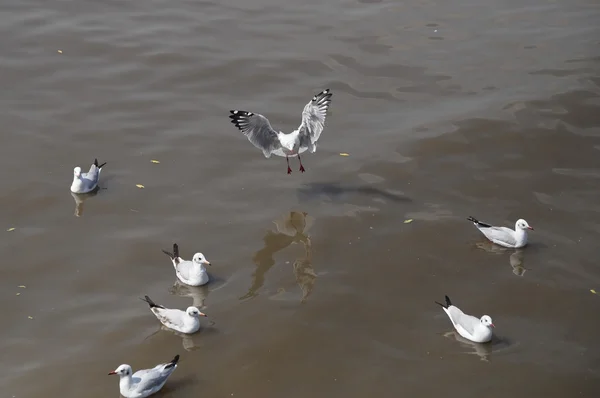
[94, 158, 107, 169]
[164, 354, 180, 369]
[140, 295, 164, 309]
[467, 216, 492, 228]
[435, 295, 452, 309]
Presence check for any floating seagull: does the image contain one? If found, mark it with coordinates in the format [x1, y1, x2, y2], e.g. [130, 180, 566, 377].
[435, 295, 494, 343]
[70, 158, 106, 194]
[228, 88, 333, 174]
[162, 243, 211, 287]
[108, 354, 179, 398]
[140, 295, 206, 334]
[467, 216, 533, 248]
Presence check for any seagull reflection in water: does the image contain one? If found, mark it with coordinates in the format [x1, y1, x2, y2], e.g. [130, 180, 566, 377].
[443, 331, 513, 362]
[70, 188, 100, 217]
[475, 241, 527, 276]
[240, 211, 316, 303]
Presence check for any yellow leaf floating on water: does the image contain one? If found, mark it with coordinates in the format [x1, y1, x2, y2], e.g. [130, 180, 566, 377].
[16, 293, 20, 296]
[339, 153, 350, 156]
[28, 316, 33, 320]
[150, 160, 160, 164]
[404, 219, 413, 224]
[136, 184, 145, 189]
[18, 285, 26, 288]
[7, 227, 15, 232]
[591, 289, 597, 295]
[57, 49, 63, 54]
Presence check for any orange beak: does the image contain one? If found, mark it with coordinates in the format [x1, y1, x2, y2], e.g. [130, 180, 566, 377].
[108, 371, 117, 375]
[199, 312, 208, 317]
[527, 226, 534, 230]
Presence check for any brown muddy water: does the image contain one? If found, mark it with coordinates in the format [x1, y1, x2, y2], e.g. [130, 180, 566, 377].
[1, 0, 600, 397]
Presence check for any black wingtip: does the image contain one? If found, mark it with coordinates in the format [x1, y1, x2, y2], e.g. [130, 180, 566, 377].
[312, 88, 333, 102]
[173, 243, 179, 259]
[141, 295, 161, 308]
[435, 295, 452, 309]
[228, 110, 254, 130]
[467, 216, 493, 228]
[164, 354, 180, 369]
[93, 158, 107, 169]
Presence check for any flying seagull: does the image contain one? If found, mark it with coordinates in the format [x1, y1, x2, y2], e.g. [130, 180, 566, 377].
[229, 88, 333, 174]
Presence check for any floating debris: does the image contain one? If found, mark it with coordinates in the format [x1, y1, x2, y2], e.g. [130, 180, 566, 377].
[136, 184, 145, 189]
[16, 293, 20, 296]
[339, 153, 350, 157]
[150, 160, 160, 164]
[6, 227, 15, 232]
[404, 219, 414, 224]
[18, 285, 26, 288]
[28, 316, 33, 320]
[57, 49, 63, 54]
[591, 289, 597, 295]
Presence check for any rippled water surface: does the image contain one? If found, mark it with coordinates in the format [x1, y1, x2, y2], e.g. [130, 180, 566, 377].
[1, 0, 599, 396]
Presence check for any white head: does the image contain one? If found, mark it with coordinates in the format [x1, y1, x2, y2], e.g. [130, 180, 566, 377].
[192, 253, 211, 266]
[186, 306, 207, 318]
[108, 364, 132, 377]
[480, 315, 495, 328]
[515, 219, 534, 231]
[73, 167, 82, 178]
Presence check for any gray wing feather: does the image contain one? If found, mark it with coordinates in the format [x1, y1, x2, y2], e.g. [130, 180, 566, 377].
[176, 261, 194, 281]
[298, 89, 332, 152]
[83, 165, 100, 183]
[229, 110, 281, 158]
[131, 367, 171, 393]
[153, 307, 186, 330]
[481, 226, 517, 247]
[447, 306, 478, 335]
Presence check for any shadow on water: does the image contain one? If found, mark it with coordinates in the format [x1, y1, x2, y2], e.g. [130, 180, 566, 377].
[297, 182, 412, 204]
[239, 211, 316, 303]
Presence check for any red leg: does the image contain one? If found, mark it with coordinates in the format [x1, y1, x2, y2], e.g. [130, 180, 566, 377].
[286, 156, 292, 174]
[298, 154, 306, 173]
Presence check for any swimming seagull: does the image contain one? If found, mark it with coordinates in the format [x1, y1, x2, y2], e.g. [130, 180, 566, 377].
[435, 295, 494, 343]
[108, 354, 179, 398]
[140, 295, 207, 334]
[228, 88, 333, 174]
[467, 216, 533, 248]
[162, 243, 212, 287]
[70, 158, 106, 194]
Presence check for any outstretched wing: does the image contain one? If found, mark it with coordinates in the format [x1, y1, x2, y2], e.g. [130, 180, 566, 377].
[229, 110, 282, 158]
[298, 89, 332, 152]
